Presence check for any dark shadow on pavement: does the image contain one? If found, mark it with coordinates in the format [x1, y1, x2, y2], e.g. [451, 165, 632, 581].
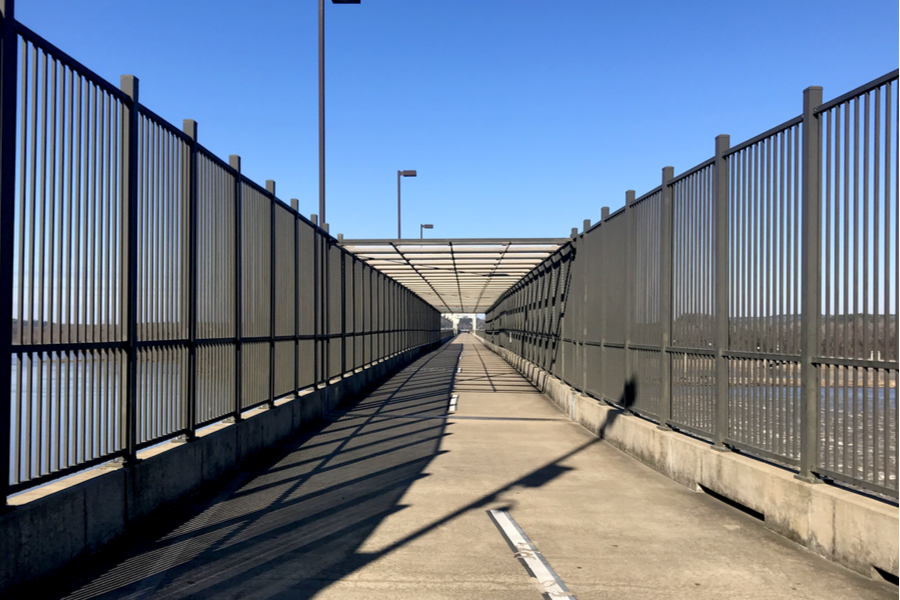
[36, 339, 600, 600]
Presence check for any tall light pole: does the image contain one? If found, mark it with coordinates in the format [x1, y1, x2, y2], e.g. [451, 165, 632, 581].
[397, 169, 416, 238]
[319, 0, 360, 227]
[420, 224, 433, 239]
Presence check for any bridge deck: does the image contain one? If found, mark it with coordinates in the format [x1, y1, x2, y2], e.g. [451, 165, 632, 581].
[42, 337, 891, 599]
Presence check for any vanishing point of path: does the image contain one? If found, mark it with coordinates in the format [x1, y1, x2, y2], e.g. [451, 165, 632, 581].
[37, 336, 894, 599]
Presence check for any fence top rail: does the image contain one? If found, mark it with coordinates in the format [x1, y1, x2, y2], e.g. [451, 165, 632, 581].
[16, 21, 130, 103]
[724, 115, 803, 157]
[197, 146, 237, 174]
[605, 205, 627, 221]
[139, 105, 194, 144]
[813, 69, 899, 115]
[669, 157, 715, 185]
[240, 175, 275, 199]
[633, 185, 663, 205]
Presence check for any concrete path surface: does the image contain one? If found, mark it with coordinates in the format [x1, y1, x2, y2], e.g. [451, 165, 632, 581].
[38, 336, 894, 599]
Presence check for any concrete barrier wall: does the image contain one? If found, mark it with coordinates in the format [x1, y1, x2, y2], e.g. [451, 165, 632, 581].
[0, 339, 448, 593]
[475, 335, 899, 583]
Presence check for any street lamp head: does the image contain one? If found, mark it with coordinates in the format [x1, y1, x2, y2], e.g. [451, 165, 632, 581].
[331, 0, 361, 4]
[399, 170, 417, 177]
[421, 224, 433, 229]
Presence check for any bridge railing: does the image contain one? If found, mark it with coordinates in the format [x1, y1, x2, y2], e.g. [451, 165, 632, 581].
[0, 1, 443, 503]
[486, 70, 898, 499]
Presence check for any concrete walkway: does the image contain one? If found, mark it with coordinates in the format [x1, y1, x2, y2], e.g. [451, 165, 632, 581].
[41, 336, 893, 599]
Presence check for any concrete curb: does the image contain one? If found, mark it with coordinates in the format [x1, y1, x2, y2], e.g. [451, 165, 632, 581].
[0, 339, 447, 593]
[476, 335, 899, 582]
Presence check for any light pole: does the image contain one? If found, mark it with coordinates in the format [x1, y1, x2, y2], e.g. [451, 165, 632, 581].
[420, 224, 433, 239]
[319, 0, 360, 227]
[397, 169, 416, 238]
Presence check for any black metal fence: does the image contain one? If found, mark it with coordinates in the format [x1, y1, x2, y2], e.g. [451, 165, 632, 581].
[486, 71, 899, 499]
[0, 2, 445, 502]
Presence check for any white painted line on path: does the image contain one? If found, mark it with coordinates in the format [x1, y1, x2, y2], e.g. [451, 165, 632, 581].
[448, 394, 458, 413]
[487, 509, 577, 599]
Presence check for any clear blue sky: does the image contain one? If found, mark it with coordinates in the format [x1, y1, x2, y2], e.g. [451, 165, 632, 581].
[18, 0, 898, 240]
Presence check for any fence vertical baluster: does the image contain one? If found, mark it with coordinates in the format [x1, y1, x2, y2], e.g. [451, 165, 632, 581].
[798, 86, 823, 482]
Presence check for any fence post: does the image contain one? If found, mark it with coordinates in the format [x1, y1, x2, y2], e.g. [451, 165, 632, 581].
[310, 214, 319, 386]
[229, 155, 243, 422]
[352, 256, 358, 369]
[183, 119, 198, 440]
[659, 167, 674, 429]
[0, 0, 17, 506]
[266, 180, 276, 407]
[120, 75, 140, 466]
[291, 199, 299, 395]
[323, 222, 330, 382]
[798, 86, 823, 482]
[581, 219, 590, 394]
[624, 190, 635, 411]
[341, 246, 346, 376]
[599, 207, 609, 403]
[713, 134, 731, 449]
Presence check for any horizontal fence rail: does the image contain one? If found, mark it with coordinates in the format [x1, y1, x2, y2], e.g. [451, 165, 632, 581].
[0, 5, 446, 502]
[486, 70, 899, 499]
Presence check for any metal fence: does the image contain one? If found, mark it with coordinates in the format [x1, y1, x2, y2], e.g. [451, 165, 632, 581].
[0, 3, 445, 502]
[486, 70, 899, 499]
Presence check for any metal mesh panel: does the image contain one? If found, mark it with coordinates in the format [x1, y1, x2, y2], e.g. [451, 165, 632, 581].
[241, 341, 269, 409]
[819, 80, 897, 362]
[603, 212, 627, 344]
[632, 193, 662, 346]
[818, 366, 896, 494]
[274, 340, 293, 398]
[344, 253, 354, 371]
[274, 204, 295, 338]
[585, 344, 603, 396]
[328, 244, 342, 379]
[297, 223, 315, 336]
[671, 166, 715, 350]
[240, 183, 270, 339]
[136, 345, 187, 445]
[13, 40, 126, 347]
[136, 115, 189, 342]
[728, 125, 802, 355]
[670, 353, 715, 436]
[297, 339, 315, 390]
[196, 153, 235, 340]
[727, 357, 800, 464]
[10, 349, 124, 487]
[631, 348, 660, 417]
[603, 346, 626, 404]
[196, 343, 235, 425]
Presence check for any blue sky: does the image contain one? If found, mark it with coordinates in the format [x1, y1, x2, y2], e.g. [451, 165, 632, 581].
[17, 0, 898, 240]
